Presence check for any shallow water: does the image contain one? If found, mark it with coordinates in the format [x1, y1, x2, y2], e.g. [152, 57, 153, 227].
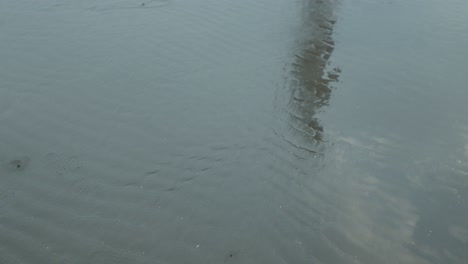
[1, 0, 467, 263]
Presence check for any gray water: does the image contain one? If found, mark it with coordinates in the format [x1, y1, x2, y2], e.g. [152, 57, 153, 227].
[1, 0, 468, 263]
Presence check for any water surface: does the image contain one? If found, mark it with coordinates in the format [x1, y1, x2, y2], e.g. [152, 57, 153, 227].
[1, 0, 468, 263]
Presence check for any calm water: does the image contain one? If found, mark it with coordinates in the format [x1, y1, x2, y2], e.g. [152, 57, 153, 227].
[1, 0, 468, 263]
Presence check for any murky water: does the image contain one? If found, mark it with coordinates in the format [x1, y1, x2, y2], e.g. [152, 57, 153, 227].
[1, 0, 467, 263]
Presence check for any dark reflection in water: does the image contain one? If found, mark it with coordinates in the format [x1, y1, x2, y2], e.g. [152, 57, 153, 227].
[277, 1, 468, 263]
[279, 0, 340, 153]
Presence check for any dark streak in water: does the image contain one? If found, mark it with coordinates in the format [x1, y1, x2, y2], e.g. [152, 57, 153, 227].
[145, 170, 160, 175]
[272, 128, 321, 155]
[277, 0, 340, 153]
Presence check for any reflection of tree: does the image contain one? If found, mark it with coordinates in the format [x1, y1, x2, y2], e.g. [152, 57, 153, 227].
[284, 0, 340, 145]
